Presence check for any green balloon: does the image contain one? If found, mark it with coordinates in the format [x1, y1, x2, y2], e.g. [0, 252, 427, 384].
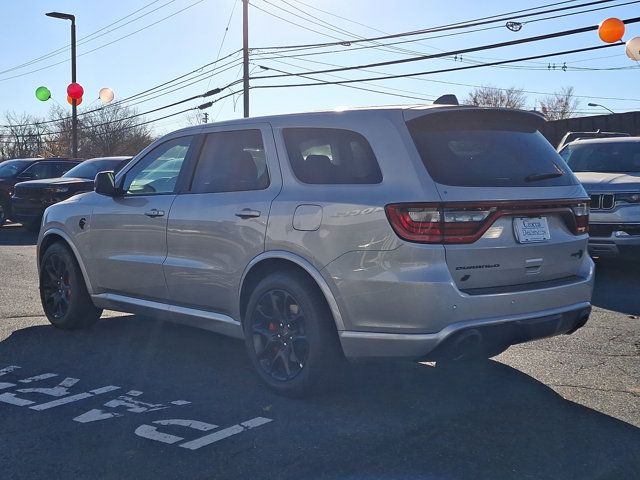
[35, 86, 51, 101]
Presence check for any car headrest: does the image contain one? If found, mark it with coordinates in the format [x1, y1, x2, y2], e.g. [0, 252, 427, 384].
[302, 154, 334, 183]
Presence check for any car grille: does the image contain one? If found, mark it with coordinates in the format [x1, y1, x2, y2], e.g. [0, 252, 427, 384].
[589, 193, 615, 210]
[589, 223, 640, 238]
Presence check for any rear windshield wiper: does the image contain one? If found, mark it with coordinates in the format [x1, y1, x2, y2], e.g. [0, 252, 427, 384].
[525, 172, 564, 183]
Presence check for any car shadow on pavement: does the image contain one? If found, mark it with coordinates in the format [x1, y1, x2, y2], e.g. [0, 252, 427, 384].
[0, 223, 37, 246]
[0, 315, 638, 480]
[593, 258, 640, 316]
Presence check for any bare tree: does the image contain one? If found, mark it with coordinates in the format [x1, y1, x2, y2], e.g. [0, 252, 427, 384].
[465, 85, 527, 109]
[539, 86, 580, 120]
[183, 110, 206, 126]
[47, 104, 154, 158]
[0, 112, 49, 160]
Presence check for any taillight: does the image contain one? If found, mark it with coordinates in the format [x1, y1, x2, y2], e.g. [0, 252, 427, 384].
[571, 202, 589, 234]
[386, 200, 590, 244]
[385, 204, 496, 244]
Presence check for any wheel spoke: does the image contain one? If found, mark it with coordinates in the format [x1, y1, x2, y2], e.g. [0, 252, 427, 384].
[277, 349, 292, 377]
[44, 264, 58, 282]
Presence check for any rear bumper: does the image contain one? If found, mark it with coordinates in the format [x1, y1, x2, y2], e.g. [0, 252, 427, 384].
[339, 303, 591, 358]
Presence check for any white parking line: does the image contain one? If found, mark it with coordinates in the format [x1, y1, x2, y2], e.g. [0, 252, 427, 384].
[179, 417, 273, 450]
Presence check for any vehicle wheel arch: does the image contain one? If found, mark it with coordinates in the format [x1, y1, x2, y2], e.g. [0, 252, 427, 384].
[39, 228, 95, 295]
[239, 252, 346, 332]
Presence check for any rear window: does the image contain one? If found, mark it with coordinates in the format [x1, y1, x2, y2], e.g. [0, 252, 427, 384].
[407, 110, 576, 187]
[560, 142, 640, 173]
[283, 128, 382, 184]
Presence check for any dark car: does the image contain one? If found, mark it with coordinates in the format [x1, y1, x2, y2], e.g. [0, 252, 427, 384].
[0, 157, 79, 226]
[10, 156, 131, 229]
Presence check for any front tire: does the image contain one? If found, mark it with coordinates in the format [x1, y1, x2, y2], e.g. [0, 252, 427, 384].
[39, 242, 102, 329]
[243, 270, 343, 396]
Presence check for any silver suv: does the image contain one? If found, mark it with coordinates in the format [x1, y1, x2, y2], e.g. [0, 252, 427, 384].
[37, 104, 594, 395]
[560, 137, 640, 258]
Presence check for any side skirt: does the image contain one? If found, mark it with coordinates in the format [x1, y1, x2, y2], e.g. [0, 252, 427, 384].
[91, 293, 244, 339]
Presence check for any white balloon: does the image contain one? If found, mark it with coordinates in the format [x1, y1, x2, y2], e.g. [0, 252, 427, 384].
[99, 87, 115, 103]
[626, 37, 640, 61]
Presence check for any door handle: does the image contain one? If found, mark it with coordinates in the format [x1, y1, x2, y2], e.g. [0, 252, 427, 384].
[144, 209, 165, 218]
[235, 208, 261, 219]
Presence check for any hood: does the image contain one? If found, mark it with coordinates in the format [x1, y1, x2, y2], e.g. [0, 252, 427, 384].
[13, 177, 92, 189]
[575, 171, 640, 192]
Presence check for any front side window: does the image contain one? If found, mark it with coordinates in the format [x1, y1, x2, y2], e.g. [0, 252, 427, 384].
[122, 136, 192, 195]
[191, 129, 269, 193]
[283, 128, 382, 184]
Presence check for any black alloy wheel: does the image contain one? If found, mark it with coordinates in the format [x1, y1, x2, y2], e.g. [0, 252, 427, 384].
[39, 242, 102, 329]
[41, 252, 72, 320]
[244, 270, 345, 396]
[250, 289, 309, 382]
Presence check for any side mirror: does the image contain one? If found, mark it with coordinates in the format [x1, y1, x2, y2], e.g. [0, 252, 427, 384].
[94, 171, 118, 196]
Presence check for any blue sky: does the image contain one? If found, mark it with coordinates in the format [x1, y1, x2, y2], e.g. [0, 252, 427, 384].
[1, 0, 639, 135]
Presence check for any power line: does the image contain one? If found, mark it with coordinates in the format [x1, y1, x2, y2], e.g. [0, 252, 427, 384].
[0, 50, 243, 129]
[259, 51, 640, 102]
[258, 0, 634, 67]
[251, 43, 622, 89]
[0, 89, 239, 143]
[250, 16, 640, 80]
[0, 0, 207, 83]
[253, 0, 616, 50]
[252, 60, 435, 101]
[0, 0, 171, 76]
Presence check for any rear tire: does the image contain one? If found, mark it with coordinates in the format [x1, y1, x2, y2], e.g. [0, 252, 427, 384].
[243, 270, 344, 397]
[39, 242, 102, 330]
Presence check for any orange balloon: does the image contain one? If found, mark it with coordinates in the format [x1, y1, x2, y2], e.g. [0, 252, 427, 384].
[598, 18, 625, 43]
[67, 95, 82, 106]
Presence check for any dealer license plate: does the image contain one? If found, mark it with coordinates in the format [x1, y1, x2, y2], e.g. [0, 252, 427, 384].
[513, 216, 550, 244]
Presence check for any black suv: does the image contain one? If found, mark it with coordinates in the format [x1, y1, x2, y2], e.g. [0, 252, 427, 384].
[0, 157, 79, 227]
[11, 156, 131, 229]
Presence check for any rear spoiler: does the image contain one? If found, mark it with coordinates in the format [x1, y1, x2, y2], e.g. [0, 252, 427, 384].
[403, 107, 546, 131]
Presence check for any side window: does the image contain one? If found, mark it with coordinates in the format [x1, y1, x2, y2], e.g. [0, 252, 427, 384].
[21, 162, 56, 180]
[191, 129, 269, 193]
[122, 136, 193, 195]
[283, 128, 382, 184]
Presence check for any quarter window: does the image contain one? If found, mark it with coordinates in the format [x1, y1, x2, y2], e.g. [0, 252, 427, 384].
[283, 128, 382, 184]
[122, 136, 192, 195]
[191, 129, 269, 193]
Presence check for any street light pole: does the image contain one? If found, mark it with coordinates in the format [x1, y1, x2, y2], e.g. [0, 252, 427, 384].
[588, 102, 615, 114]
[46, 12, 78, 158]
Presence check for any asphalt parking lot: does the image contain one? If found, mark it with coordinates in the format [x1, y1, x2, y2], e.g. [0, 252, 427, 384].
[0, 222, 638, 480]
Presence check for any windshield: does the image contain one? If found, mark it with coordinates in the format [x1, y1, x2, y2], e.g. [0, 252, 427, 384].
[561, 142, 640, 173]
[0, 160, 30, 178]
[63, 158, 130, 179]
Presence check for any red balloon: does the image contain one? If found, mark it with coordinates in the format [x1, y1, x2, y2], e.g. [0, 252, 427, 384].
[67, 82, 84, 100]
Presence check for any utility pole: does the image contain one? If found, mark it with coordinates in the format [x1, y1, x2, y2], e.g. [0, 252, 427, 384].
[203, 112, 209, 124]
[242, 0, 249, 118]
